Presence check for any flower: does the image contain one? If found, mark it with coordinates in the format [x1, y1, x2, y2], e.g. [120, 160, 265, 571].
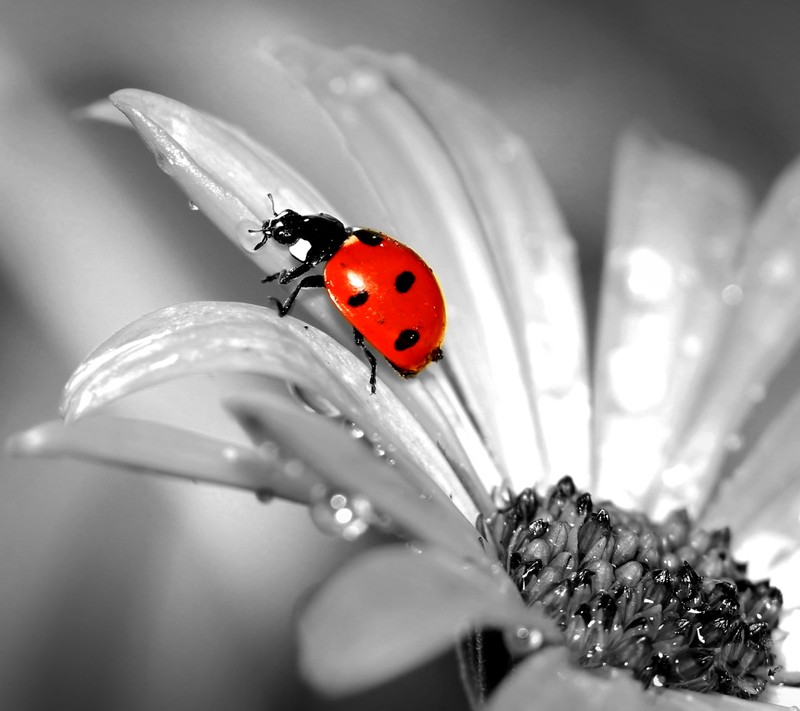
[9, 40, 800, 709]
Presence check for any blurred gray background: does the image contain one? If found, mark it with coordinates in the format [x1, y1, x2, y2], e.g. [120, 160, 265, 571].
[2, 1, 800, 709]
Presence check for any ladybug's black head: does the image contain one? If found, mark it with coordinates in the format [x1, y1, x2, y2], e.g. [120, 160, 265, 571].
[252, 208, 349, 262]
[260, 209, 306, 246]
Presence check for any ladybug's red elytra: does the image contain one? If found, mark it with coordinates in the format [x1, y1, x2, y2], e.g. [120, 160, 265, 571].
[250, 197, 446, 394]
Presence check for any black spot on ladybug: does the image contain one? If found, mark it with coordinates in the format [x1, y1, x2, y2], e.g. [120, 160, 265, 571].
[348, 291, 369, 307]
[352, 229, 383, 246]
[394, 329, 420, 351]
[395, 271, 415, 293]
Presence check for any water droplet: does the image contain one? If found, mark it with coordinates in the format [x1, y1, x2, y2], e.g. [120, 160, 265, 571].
[347, 421, 366, 439]
[348, 67, 382, 96]
[759, 249, 796, 287]
[188, 200, 200, 211]
[255, 489, 274, 504]
[724, 433, 743, 452]
[310, 491, 372, 541]
[327, 75, 348, 95]
[155, 152, 174, 174]
[257, 441, 280, 463]
[284, 459, 306, 478]
[721, 283, 744, 306]
[503, 625, 544, 656]
[492, 483, 515, 509]
[494, 138, 521, 164]
[606, 344, 667, 413]
[373, 443, 387, 458]
[621, 247, 676, 304]
[288, 383, 341, 418]
[680, 334, 703, 358]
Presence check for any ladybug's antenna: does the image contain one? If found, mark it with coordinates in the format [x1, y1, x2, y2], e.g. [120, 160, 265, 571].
[267, 192, 277, 217]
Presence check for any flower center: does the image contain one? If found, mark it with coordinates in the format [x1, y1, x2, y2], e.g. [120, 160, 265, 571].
[486, 476, 783, 699]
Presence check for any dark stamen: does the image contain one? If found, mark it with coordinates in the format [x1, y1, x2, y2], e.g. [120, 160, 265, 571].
[486, 479, 784, 699]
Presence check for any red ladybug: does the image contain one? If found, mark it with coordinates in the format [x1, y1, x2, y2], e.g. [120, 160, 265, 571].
[250, 197, 445, 393]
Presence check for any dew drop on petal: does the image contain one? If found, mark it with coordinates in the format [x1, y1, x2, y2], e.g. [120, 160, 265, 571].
[680, 334, 703, 358]
[621, 246, 676, 304]
[759, 249, 796, 286]
[327, 75, 348, 95]
[284, 458, 306, 479]
[257, 441, 281, 463]
[188, 200, 200, 211]
[494, 137, 522, 164]
[154, 152, 175, 174]
[255, 490, 274, 504]
[492, 484, 515, 509]
[288, 383, 342, 418]
[606, 345, 668, 413]
[310, 491, 372, 541]
[347, 67, 382, 96]
[346, 421, 366, 440]
[503, 625, 545, 657]
[723, 433, 743, 452]
[721, 283, 744, 305]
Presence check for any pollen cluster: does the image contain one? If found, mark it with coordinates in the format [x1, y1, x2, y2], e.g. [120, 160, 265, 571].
[486, 476, 783, 698]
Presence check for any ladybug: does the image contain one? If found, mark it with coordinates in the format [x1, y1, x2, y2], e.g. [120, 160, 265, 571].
[250, 196, 445, 394]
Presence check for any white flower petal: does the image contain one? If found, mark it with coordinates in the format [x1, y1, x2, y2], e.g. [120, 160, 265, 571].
[59, 301, 478, 519]
[594, 131, 753, 515]
[486, 647, 786, 711]
[268, 40, 546, 494]
[768, 604, 800, 685]
[105, 88, 496, 503]
[668, 155, 800, 516]
[7, 416, 317, 504]
[108, 88, 340, 334]
[299, 546, 559, 696]
[705, 394, 800, 579]
[224, 392, 490, 560]
[762, 683, 800, 709]
[110, 88, 331, 226]
[345, 46, 590, 490]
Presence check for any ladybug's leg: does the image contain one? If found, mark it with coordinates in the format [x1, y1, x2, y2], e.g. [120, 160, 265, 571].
[272, 274, 325, 317]
[352, 329, 378, 395]
[261, 261, 314, 285]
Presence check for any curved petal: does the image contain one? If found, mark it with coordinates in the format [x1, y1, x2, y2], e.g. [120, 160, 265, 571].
[268, 40, 548, 493]
[104, 88, 496, 502]
[7, 416, 318, 504]
[298, 546, 560, 696]
[593, 131, 752, 515]
[705, 393, 800, 580]
[346, 46, 589, 491]
[667, 155, 800, 517]
[224, 392, 490, 561]
[60, 301, 478, 519]
[486, 647, 786, 711]
[108, 88, 341, 335]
